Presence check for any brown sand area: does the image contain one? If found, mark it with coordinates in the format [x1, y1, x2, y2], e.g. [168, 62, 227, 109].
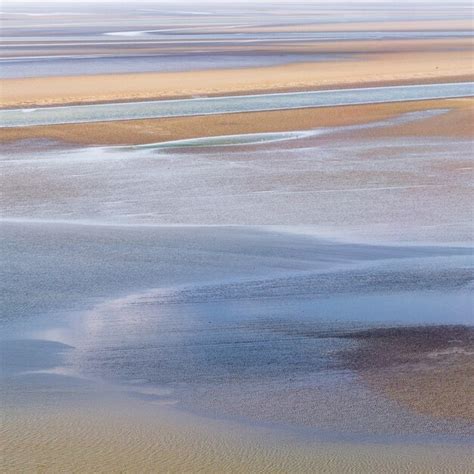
[1, 47, 472, 108]
[338, 326, 474, 422]
[2, 98, 472, 148]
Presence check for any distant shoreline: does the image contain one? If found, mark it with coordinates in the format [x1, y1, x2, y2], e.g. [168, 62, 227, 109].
[1, 46, 472, 109]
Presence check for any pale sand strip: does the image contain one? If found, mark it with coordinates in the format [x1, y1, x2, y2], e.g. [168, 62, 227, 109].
[1, 49, 472, 108]
[2, 98, 472, 147]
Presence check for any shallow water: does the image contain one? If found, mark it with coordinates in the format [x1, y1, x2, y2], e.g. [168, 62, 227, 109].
[2, 2, 471, 49]
[2, 111, 472, 243]
[2, 4, 474, 471]
[1, 103, 473, 452]
[0, 52, 350, 79]
[1, 221, 472, 441]
[2, 82, 473, 127]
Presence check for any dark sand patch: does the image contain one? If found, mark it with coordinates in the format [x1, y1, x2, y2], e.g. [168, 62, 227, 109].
[338, 325, 474, 421]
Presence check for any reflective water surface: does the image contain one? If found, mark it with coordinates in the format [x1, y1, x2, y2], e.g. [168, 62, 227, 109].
[2, 82, 473, 127]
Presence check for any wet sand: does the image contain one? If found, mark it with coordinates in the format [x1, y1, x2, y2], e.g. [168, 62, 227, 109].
[1, 222, 472, 472]
[3, 400, 472, 473]
[2, 142, 473, 473]
[1, 48, 472, 108]
[2, 98, 473, 147]
[339, 326, 474, 421]
[2, 108, 472, 243]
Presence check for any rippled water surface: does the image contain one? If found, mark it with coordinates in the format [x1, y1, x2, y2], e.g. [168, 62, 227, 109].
[1, 103, 473, 444]
[2, 110, 472, 243]
[2, 221, 472, 440]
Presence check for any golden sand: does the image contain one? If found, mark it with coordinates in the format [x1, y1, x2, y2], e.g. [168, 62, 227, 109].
[2, 400, 472, 473]
[2, 98, 472, 147]
[335, 98, 474, 140]
[1, 48, 472, 108]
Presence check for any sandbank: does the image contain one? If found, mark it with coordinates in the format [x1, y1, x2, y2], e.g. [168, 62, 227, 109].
[1, 48, 473, 108]
[2, 98, 472, 147]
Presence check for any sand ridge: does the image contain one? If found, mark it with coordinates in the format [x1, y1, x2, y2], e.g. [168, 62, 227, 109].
[2, 98, 472, 147]
[1, 48, 473, 108]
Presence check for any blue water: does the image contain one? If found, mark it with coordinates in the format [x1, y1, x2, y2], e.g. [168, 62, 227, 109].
[1, 221, 472, 439]
[0, 52, 350, 79]
[1, 74, 473, 441]
[2, 111, 472, 241]
[2, 82, 473, 127]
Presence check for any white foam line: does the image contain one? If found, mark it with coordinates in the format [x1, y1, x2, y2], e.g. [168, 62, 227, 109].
[4, 110, 445, 161]
[112, 109, 446, 151]
[131, 130, 320, 150]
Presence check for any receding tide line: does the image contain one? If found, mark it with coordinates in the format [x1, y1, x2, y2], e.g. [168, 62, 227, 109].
[1, 82, 473, 128]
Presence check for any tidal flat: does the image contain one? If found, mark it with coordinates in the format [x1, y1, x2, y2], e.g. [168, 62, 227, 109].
[1, 1, 473, 472]
[1, 222, 473, 472]
[2, 111, 473, 472]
